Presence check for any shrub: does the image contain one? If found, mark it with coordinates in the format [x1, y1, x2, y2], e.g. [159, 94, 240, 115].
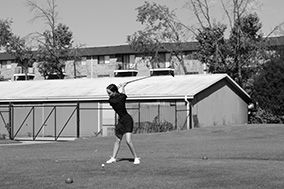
[251, 55, 284, 123]
[249, 106, 283, 123]
[133, 116, 174, 133]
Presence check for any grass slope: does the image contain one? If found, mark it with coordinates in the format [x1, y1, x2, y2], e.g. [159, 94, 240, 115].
[1, 124, 284, 189]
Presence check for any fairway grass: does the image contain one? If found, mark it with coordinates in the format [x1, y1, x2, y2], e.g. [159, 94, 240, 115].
[0, 138, 21, 145]
[1, 124, 284, 188]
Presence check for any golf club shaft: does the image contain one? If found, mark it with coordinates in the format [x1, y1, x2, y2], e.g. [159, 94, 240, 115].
[126, 76, 152, 84]
[125, 72, 174, 85]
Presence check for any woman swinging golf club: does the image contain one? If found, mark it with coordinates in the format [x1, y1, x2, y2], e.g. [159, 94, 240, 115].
[106, 82, 140, 165]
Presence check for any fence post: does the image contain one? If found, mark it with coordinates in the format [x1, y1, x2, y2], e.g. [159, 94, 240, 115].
[76, 102, 80, 138]
[8, 103, 12, 140]
[54, 106, 57, 141]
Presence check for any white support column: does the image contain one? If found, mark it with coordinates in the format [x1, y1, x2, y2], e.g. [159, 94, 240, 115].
[91, 57, 93, 78]
[98, 102, 101, 133]
[184, 95, 190, 130]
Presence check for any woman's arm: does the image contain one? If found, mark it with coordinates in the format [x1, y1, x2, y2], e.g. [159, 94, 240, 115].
[118, 82, 128, 94]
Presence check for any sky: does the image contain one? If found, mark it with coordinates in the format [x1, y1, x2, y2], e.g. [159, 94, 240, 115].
[0, 0, 283, 47]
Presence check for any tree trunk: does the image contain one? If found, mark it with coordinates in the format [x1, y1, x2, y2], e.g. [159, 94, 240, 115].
[176, 55, 188, 74]
[238, 61, 242, 87]
[73, 61, 77, 79]
[23, 66, 28, 80]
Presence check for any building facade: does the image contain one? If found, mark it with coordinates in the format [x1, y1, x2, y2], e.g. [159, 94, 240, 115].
[1, 36, 283, 81]
[0, 42, 206, 81]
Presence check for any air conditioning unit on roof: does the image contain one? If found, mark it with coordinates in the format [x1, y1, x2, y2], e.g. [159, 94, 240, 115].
[150, 68, 175, 77]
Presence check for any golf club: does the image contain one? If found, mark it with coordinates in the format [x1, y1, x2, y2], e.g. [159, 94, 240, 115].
[125, 76, 152, 84]
[125, 71, 175, 85]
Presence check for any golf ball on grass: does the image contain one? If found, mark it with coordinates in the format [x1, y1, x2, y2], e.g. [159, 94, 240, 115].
[101, 163, 105, 168]
[65, 177, 73, 184]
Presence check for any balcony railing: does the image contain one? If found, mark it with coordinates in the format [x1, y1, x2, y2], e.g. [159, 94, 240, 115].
[114, 63, 138, 77]
[116, 63, 137, 70]
[151, 62, 172, 69]
[150, 62, 174, 76]
[14, 67, 35, 74]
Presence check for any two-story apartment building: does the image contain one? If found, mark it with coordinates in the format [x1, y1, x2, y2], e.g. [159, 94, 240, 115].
[0, 36, 283, 81]
[0, 41, 203, 81]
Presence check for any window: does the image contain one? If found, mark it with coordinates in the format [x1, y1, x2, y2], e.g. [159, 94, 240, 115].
[6, 61, 11, 69]
[153, 53, 167, 68]
[120, 55, 136, 69]
[115, 55, 136, 70]
[157, 53, 166, 62]
[122, 55, 130, 63]
[86, 56, 95, 60]
[81, 57, 87, 66]
[0, 60, 11, 69]
[98, 56, 105, 64]
[98, 56, 110, 64]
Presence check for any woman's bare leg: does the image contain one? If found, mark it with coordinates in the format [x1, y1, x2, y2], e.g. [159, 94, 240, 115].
[125, 133, 138, 158]
[112, 136, 121, 158]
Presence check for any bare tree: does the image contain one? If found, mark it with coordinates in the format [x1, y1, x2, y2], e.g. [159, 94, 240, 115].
[26, 0, 73, 79]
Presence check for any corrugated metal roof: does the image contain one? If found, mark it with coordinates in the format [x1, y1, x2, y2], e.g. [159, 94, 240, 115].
[0, 74, 250, 103]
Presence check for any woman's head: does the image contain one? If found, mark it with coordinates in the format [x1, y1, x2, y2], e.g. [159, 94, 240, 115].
[106, 84, 119, 97]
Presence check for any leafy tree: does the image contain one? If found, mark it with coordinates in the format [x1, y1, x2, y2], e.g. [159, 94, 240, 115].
[0, 19, 13, 48]
[251, 54, 284, 123]
[27, 0, 73, 79]
[0, 19, 35, 80]
[189, 0, 267, 88]
[228, 13, 265, 87]
[6, 35, 35, 80]
[195, 23, 227, 73]
[127, 1, 189, 74]
[129, 0, 269, 87]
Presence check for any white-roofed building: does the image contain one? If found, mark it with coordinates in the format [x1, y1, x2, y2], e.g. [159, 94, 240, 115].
[0, 74, 251, 140]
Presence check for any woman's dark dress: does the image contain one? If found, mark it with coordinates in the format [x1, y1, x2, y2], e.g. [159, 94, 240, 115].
[109, 93, 133, 139]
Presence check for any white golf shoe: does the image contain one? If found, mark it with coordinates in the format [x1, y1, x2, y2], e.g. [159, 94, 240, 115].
[106, 157, 116, 164]
[133, 157, 141, 165]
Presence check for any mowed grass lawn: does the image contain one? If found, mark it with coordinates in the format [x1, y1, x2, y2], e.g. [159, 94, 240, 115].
[1, 124, 284, 189]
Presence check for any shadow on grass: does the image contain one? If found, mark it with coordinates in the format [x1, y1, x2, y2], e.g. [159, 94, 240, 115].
[116, 158, 134, 163]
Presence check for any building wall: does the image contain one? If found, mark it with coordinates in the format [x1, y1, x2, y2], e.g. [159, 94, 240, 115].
[0, 105, 9, 138]
[11, 103, 78, 138]
[1, 81, 248, 139]
[0, 61, 43, 81]
[79, 102, 101, 136]
[100, 101, 188, 136]
[7, 102, 102, 139]
[65, 57, 117, 78]
[1, 52, 204, 80]
[191, 80, 248, 127]
[0, 61, 17, 80]
[2, 99, 191, 139]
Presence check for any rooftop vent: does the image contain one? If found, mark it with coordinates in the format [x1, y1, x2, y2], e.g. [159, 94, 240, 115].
[150, 68, 175, 77]
[114, 70, 138, 77]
